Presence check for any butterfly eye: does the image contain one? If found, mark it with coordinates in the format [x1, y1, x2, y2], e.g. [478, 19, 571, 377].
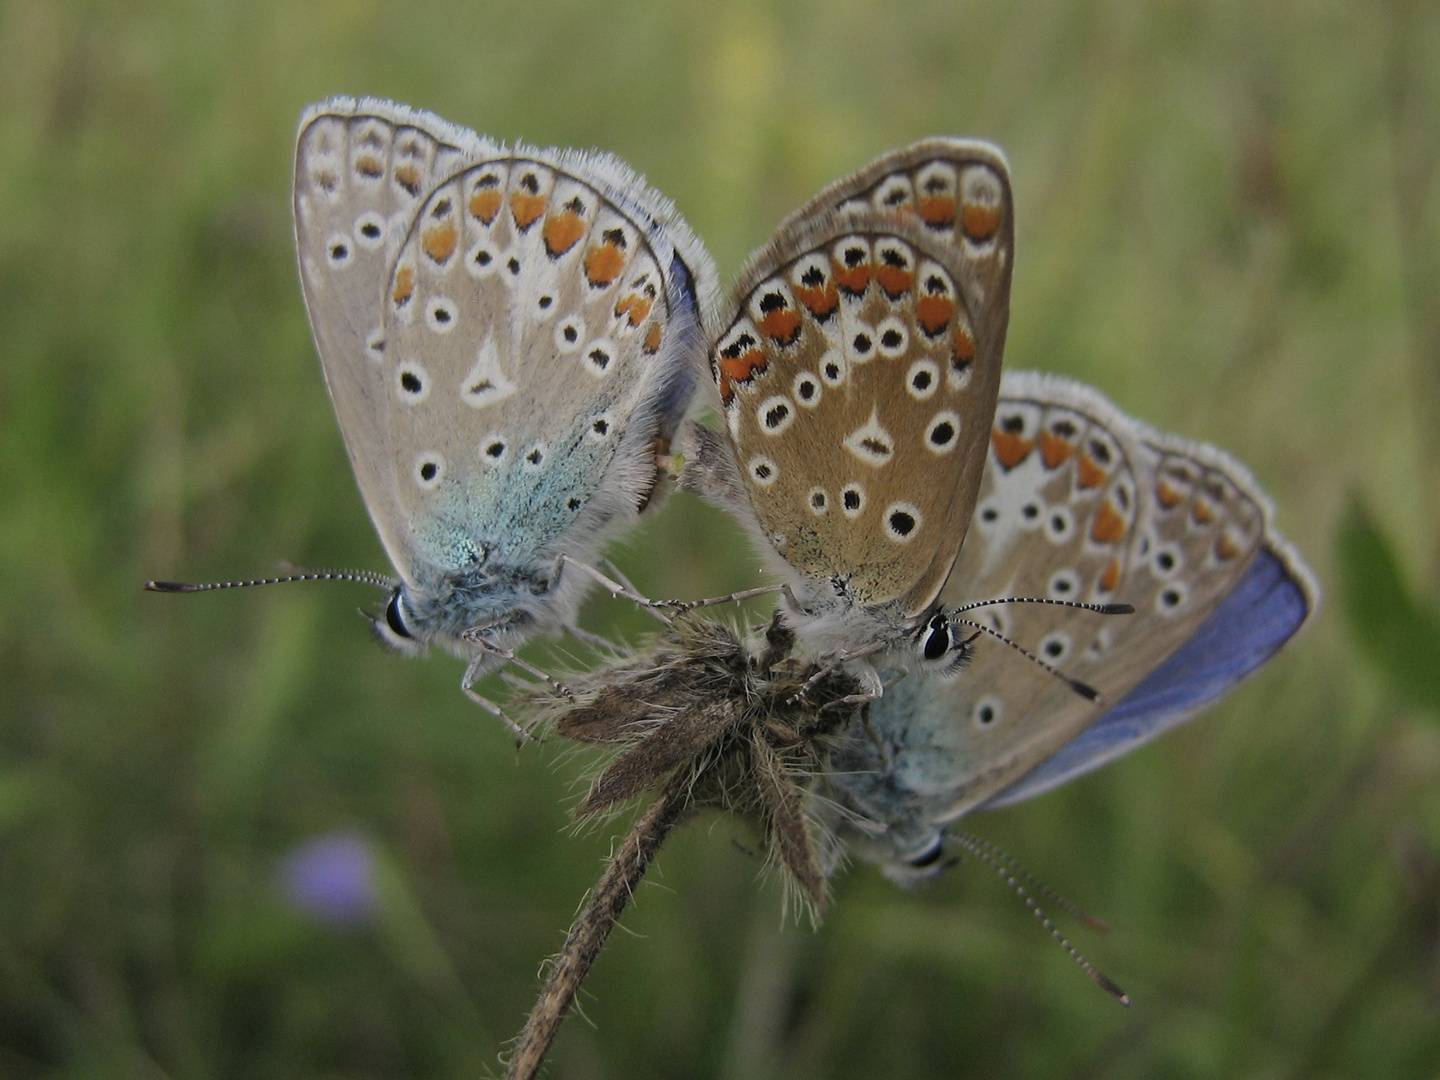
[921, 613, 951, 661]
[385, 591, 414, 640]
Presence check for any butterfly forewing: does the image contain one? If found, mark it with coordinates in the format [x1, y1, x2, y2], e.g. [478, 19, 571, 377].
[711, 144, 1013, 617]
[384, 157, 682, 573]
[294, 102, 487, 570]
[777, 138, 1014, 387]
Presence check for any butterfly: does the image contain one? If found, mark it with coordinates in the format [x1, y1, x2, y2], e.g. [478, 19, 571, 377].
[285, 98, 717, 726]
[820, 371, 1319, 880]
[677, 140, 1125, 681]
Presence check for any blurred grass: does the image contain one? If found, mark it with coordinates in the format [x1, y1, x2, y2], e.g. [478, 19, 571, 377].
[1, 0, 1438, 1077]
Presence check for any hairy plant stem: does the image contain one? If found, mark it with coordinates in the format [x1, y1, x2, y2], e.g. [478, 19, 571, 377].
[503, 774, 692, 1080]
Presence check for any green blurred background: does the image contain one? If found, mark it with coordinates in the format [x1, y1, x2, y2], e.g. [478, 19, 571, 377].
[3, 0, 1438, 1076]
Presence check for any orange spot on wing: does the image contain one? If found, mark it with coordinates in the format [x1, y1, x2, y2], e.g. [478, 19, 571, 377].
[643, 322, 663, 354]
[1156, 480, 1185, 508]
[355, 154, 383, 179]
[832, 257, 871, 295]
[916, 295, 954, 336]
[1100, 558, 1122, 592]
[719, 348, 768, 389]
[394, 165, 422, 196]
[992, 430, 1034, 469]
[952, 322, 976, 369]
[469, 188, 502, 224]
[1039, 431, 1076, 469]
[1192, 498, 1217, 525]
[1216, 532, 1241, 561]
[1076, 454, 1108, 489]
[961, 202, 1002, 242]
[585, 242, 625, 287]
[543, 210, 585, 256]
[392, 265, 415, 306]
[615, 292, 655, 327]
[917, 194, 957, 227]
[793, 281, 838, 319]
[510, 191, 546, 230]
[758, 307, 802, 345]
[422, 222, 458, 263]
[875, 264, 914, 298]
[1090, 501, 1127, 544]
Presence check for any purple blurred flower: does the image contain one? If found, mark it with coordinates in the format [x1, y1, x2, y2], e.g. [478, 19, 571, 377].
[278, 829, 379, 925]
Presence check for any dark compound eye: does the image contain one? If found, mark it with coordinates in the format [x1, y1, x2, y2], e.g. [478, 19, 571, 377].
[907, 839, 945, 868]
[922, 614, 950, 661]
[385, 591, 414, 639]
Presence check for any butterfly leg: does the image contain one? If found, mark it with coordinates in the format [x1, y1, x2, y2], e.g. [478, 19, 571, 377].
[460, 680, 534, 746]
[553, 554, 676, 624]
[791, 647, 886, 704]
[560, 620, 619, 652]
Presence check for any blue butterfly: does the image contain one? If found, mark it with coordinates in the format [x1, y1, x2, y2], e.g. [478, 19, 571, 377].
[823, 371, 1317, 878]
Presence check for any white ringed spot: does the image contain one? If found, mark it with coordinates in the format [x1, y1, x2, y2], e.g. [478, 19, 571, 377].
[906, 359, 941, 400]
[478, 434, 509, 465]
[882, 502, 922, 543]
[925, 411, 961, 454]
[414, 453, 444, 491]
[466, 241, 500, 279]
[807, 487, 829, 515]
[325, 232, 354, 268]
[757, 395, 795, 436]
[554, 315, 586, 353]
[353, 211, 386, 249]
[748, 455, 779, 487]
[395, 362, 430, 405]
[1045, 505, 1075, 544]
[1152, 543, 1183, 578]
[1156, 581, 1188, 615]
[972, 695, 1003, 729]
[840, 483, 866, 518]
[1047, 569, 1081, 600]
[1038, 631, 1072, 663]
[426, 297, 458, 333]
[586, 412, 615, 442]
[876, 316, 909, 359]
[583, 338, 616, 378]
[792, 372, 822, 408]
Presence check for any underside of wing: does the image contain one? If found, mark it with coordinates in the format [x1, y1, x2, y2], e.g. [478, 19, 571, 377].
[827, 370, 1316, 838]
[294, 99, 491, 571]
[695, 141, 1014, 620]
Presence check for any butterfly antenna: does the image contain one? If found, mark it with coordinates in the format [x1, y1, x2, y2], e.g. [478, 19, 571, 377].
[952, 596, 1135, 617]
[947, 830, 1130, 1007]
[144, 569, 396, 594]
[949, 830, 1110, 933]
[955, 618, 1104, 703]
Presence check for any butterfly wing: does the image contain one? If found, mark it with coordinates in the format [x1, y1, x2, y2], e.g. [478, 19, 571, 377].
[295, 98, 485, 572]
[982, 543, 1313, 808]
[686, 142, 1014, 623]
[295, 99, 716, 593]
[381, 148, 714, 581]
[827, 371, 1317, 861]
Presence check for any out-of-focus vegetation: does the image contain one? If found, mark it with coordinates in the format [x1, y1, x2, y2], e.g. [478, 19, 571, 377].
[1, 1, 1438, 1076]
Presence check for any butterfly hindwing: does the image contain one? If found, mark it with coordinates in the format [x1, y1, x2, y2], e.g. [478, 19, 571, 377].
[826, 371, 1317, 860]
[383, 152, 706, 577]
